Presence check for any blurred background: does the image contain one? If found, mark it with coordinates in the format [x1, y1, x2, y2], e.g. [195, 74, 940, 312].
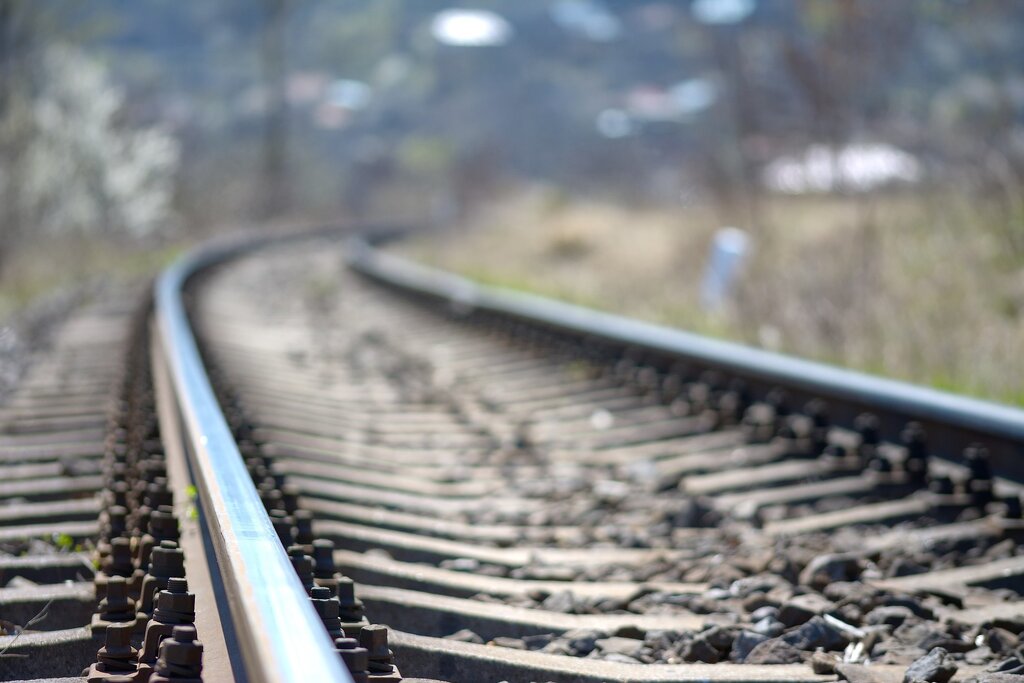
[0, 1, 1022, 402]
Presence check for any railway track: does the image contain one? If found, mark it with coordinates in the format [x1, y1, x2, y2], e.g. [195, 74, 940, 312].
[3, 231, 1024, 682]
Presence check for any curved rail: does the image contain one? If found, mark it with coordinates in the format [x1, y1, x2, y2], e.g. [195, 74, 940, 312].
[155, 236, 352, 683]
[347, 238, 1024, 471]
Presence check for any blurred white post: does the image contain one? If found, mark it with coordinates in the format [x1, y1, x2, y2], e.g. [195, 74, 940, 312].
[700, 227, 749, 312]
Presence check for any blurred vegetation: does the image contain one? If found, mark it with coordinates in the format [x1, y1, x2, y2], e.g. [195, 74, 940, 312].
[0, 1, 1021, 401]
[2, 0, 1007, 228]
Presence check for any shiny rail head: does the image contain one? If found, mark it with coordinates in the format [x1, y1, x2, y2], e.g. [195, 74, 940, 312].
[155, 244, 353, 683]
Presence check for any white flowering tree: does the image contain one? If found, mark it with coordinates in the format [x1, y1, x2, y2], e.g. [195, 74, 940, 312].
[0, 36, 179, 274]
[21, 46, 180, 239]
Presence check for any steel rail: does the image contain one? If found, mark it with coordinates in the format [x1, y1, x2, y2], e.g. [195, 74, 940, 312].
[155, 236, 352, 683]
[346, 238, 1024, 469]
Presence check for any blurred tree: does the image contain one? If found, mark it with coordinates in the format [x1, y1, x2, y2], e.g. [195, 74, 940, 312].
[23, 47, 179, 239]
[0, 1, 42, 272]
[259, 0, 291, 219]
[2, 1, 1023, 233]
[0, 1, 179, 274]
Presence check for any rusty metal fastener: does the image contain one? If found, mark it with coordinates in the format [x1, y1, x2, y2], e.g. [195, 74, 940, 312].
[819, 443, 848, 465]
[855, 413, 880, 462]
[104, 537, 135, 578]
[312, 539, 341, 580]
[144, 478, 174, 510]
[335, 577, 366, 623]
[152, 578, 195, 623]
[141, 457, 168, 483]
[138, 506, 180, 570]
[964, 443, 994, 508]
[741, 403, 776, 444]
[869, 454, 893, 474]
[805, 399, 830, 453]
[150, 624, 203, 683]
[288, 546, 316, 594]
[139, 541, 186, 622]
[98, 622, 137, 668]
[141, 578, 196, 665]
[108, 483, 130, 509]
[901, 422, 929, 487]
[270, 509, 295, 547]
[86, 622, 143, 683]
[358, 624, 396, 674]
[294, 509, 315, 545]
[149, 541, 186, 575]
[281, 483, 301, 515]
[150, 506, 181, 541]
[929, 474, 955, 496]
[659, 372, 685, 402]
[714, 389, 743, 427]
[101, 507, 129, 545]
[310, 585, 346, 639]
[246, 459, 268, 480]
[260, 488, 284, 512]
[926, 473, 971, 523]
[92, 575, 139, 634]
[1002, 495, 1023, 519]
[334, 637, 370, 683]
[107, 462, 129, 485]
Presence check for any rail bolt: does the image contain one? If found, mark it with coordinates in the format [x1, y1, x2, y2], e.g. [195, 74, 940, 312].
[86, 622, 142, 682]
[153, 578, 196, 621]
[336, 577, 365, 620]
[150, 625, 204, 682]
[139, 542, 186, 620]
[855, 413, 880, 461]
[964, 443, 994, 507]
[929, 475, 955, 496]
[288, 545, 316, 594]
[104, 537, 135, 577]
[100, 576, 136, 617]
[270, 509, 295, 547]
[358, 624, 396, 673]
[144, 480, 174, 510]
[294, 509, 315, 544]
[280, 483, 301, 513]
[149, 507, 180, 540]
[103, 508, 129, 542]
[142, 579, 196, 666]
[92, 575, 140, 634]
[311, 585, 345, 639]
[741, 403, 776, 444]
[900, 423, 929, 486]
[312, 539, 338, 579]
[99, 622, 138, 664]
[109, 483, 130, 508]
[335, 637, 370, 683]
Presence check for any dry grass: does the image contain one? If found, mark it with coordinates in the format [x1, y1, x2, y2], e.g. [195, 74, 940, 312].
[0, 236, 184, 320]
[403, 186, 1024, 406]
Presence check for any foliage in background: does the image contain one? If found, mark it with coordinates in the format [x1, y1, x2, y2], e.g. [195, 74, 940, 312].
[0, 2, 179, 274]
[50, 0, 1023, 227]
[23, 46, 179, 239]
